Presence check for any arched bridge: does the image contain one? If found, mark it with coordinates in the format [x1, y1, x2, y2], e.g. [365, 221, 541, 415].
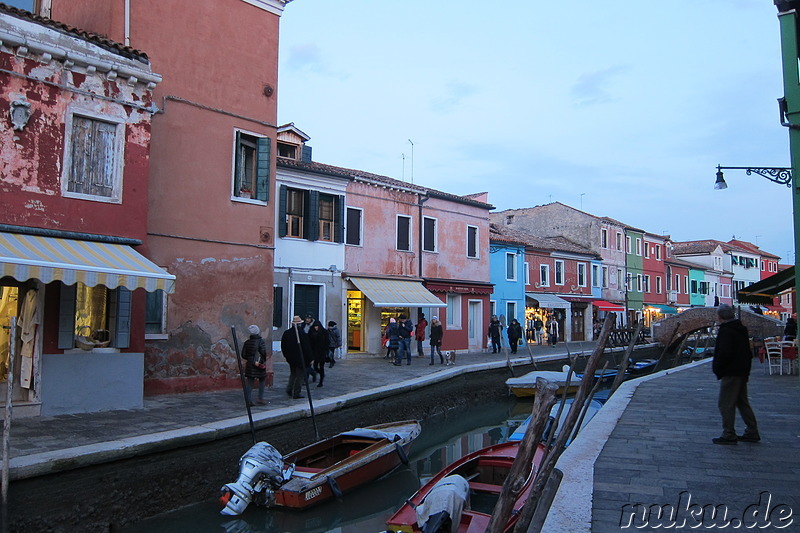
[651, 307, 784, 348]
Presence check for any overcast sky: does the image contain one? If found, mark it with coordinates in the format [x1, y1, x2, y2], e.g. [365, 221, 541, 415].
[278, 0, 794, 264]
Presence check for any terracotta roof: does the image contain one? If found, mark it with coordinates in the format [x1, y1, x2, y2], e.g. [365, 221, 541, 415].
[277, 157, 494, 210]
[0, 3, 150, 63]
[727, 239, 780, 259]
[489, 223, 600, 258]
[671, 239, 729, 255]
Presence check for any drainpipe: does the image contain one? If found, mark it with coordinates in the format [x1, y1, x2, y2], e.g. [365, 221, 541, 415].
[417, 193, 430, 278]
[125, 0, 131, 46]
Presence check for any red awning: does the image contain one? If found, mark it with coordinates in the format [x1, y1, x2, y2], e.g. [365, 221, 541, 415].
[593, 300, 625, 312]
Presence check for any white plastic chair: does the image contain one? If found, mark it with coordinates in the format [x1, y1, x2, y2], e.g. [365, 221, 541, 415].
[764, 341, 785, 375]
[778, 341, 798, 375]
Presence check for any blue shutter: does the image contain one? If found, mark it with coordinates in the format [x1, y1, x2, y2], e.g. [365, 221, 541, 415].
[278, 185, 287, 237]
[255, 137, 270, 202]
[109, 287, 131, 349]
[301, 144, 313, 162]
[334, 195, 344, 243]
[58, 283, 77, 349]
[307, 190, 319, 241]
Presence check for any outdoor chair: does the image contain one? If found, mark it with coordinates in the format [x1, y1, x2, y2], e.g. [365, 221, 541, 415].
[764, 341, 786, 376]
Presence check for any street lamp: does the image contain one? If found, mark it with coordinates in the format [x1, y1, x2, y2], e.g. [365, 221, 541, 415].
[714, 165, 793, 190]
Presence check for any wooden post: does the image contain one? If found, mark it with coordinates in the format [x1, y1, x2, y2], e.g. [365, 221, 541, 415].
[486, 378, 558, 533]
[610, 320, 644, 395]
[654, 320, 681, 372]
[513, 312, 616, 533]
[2, 316, 17, 531]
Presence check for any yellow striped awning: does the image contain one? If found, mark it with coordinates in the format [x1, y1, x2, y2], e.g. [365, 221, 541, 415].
[0, 232, 175, 293]
[349, 277, 445, 307]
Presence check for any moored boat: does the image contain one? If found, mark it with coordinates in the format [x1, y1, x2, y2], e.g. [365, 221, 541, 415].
[505, 365, 579, 398]
[508, 398, 604, 444]
[220, 420, 421, 515]
[385, 440, 547, 533]
[627, 358, 658, 376]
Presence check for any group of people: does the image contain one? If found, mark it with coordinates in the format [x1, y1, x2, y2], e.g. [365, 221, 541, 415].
[241, 314, 343, 404]
[383, 313, 445, 366]
[488, 314, 560, 353]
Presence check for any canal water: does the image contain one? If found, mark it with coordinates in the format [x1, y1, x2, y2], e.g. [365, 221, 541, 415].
[120, 394, 535, 533]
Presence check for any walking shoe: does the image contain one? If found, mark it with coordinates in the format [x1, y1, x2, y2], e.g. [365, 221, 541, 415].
[255, 399, 267, 405]
[712, 437, 738, 445]
[737, 434, 761, 443]
[393, 362, 401, 366]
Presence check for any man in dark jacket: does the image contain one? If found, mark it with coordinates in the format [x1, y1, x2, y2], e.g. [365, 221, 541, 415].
[711, 304, 760, 445]
[281, 315, 311, 399]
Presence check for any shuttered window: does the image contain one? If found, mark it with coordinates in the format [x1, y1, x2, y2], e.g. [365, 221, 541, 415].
[65, 115, 121, 199]
[346, 207, 362, 246]
[467, 225, 478, 258]
[234, 131, 270, 202]
[397, 215, 411, 251]
[423, 217, 437, 252]
[57, 282, 132, 350]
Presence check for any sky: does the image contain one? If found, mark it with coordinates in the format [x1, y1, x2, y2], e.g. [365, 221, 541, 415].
[277, 0, 794, 264]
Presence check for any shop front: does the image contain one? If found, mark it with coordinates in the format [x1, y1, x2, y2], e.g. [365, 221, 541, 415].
[525, 293, 570, 343]
[0, 231, 174, 416]
[345, 276, 445, 355]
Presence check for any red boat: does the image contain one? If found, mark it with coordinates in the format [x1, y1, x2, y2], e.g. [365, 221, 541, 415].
[385, 440, 547, 533]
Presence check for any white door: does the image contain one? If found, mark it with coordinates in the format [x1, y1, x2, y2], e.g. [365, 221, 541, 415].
[468, 300, 482, 351]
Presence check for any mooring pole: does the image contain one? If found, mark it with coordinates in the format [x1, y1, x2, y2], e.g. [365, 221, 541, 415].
[230, 326, 257, 445]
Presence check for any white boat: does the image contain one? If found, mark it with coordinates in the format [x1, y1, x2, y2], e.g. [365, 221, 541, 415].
[505, 365, 579, 398]
[509, 398, 603, 444]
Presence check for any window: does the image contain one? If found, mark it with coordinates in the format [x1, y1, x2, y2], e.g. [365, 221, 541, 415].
[656, 276, 662, 294]
[636, 274, 643, 292]
[423, 217, 438, 252]
[279, 186, 344, 242]
[644, 242, 650, 258]
[233, 130, 270, 202]
[616, 232, 622, 251]
[643, 275, 650, 293]
[397, 215, 412, 251]
[577, 263, 587, 287]
[601, 229, 608, 248]
[506, 252, 517, 281]
[63, 113, 124, 202]
[506, 301, 517, 322]
[272, 286, 283, 328]
[626, 236, 632, 254]
[675, 274, 681, 293]
[602, 266, 609, 288]
[277, 142, 297, 159]
[684, 276, 689, 294]
[524, 262, 530, 285]
[655, 246, 661, 260]
[592, 265, 600, 287]
[554, 260, 564, 285]
[58, 282, 131, 349]
[540, 264, 550, 287]
[467, 225, 478, 258]
[636, 238, 642, 256]
[145, 289, 167, 337]
[690, 279, 698, 294]
[446, 294, 461, 327]
[346, 207, 362, 246]
[319, 194, 335, 242]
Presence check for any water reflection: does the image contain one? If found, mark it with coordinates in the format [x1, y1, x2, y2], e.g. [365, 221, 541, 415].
[123, 396, 528, 533]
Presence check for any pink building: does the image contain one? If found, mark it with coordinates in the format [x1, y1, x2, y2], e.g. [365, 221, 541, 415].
[50, 0, 291, 394]
[0, 5, 173, 415]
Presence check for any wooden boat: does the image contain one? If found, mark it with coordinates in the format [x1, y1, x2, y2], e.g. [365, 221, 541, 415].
[385, 440, 547, 533]
[508, 398, 603, 444]
[505, 366, 579, 398]
[220, 420, 421, 515]
[275, 420, 421, 509]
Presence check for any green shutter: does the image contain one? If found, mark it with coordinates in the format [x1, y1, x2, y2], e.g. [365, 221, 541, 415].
[234, 131, 243, 194]
[307, 190, 319, 241]
[110, 287, 131, 349]
[58, 283, 77, 349]
[334, 195, 344, 243]
[273, 286, 283, 328]
[255, 137, 270, 202]
[278, 185, 288, 238]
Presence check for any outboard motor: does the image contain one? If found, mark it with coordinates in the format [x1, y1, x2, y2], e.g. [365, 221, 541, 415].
[219, 441, 288, 516]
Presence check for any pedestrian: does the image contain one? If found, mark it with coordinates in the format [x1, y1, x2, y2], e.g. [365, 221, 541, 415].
[711, 304, 760, 445]
[308, 320, 330, 387]
[546, 315, 559, 347]
[784, 313, 797, 341]
[488, 315, 502, 353]
[280, 316, 310, 399]
[242, 325, 268, 406]
[415, 313, 428, 358]
[507, 319, 522, 354]
[534, 316, 545, 345]
[302, 313, 318, 382]
[327, 320, 342, 367]
[429, 316, 443, 365]
[396, 314, 414, 365]
[386, 318, 400, 365]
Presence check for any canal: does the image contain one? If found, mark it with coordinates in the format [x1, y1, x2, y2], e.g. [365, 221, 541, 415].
[120, 394, 532, 533]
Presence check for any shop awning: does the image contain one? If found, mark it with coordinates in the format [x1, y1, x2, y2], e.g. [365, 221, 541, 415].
[646, 303, 677, 314]
[737, 267, 794, 305]
[0, 232, 175, 293]
[349, 277, 445, 307]
[593, 299, 625, 312]
[525, 293, 569, 308]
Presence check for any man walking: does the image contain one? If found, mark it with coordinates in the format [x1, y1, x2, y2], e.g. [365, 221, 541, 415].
[712, 304, 760, 445]
[396, 314, 414, 365]
[280, 315, 311, 399]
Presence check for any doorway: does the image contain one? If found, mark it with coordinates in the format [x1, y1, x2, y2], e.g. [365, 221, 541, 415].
[467, 300, 482, 351]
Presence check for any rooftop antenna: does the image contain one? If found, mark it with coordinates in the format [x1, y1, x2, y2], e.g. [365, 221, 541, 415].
[580, 193, 585, 210]
[401, 153, 405, 181]
[408, 139, 414, 184]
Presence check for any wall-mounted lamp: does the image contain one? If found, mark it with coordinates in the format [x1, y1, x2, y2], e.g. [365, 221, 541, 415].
[714, 165, 792, 190]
